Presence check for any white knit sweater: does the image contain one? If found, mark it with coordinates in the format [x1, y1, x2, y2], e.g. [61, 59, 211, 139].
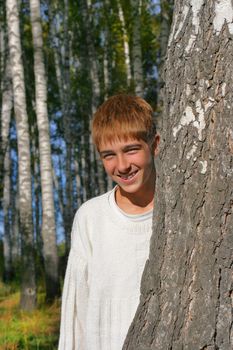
[58, 188, 152, 350]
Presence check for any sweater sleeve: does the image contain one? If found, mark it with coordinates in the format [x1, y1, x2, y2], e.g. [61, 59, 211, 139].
[58, 210, 90, 350]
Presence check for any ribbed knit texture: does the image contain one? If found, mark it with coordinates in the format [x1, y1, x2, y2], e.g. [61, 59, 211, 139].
[58, 188, 152, 350]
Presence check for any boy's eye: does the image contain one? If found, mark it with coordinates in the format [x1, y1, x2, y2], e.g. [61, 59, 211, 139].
[103, 153, 114, 160]
[126, 148, 140, 154]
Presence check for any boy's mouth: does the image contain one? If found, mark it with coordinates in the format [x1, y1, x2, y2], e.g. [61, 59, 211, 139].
[118, 170, 138, 181]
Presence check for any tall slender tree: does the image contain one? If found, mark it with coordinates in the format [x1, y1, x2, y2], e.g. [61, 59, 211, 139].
[1, 57, 13, 281]
[117, 0, 132, 86]
[29, 0, 60, 300]
[130, 0, 144, 96]
[6, 0, 36, 311]
[62, 0, 74, 249]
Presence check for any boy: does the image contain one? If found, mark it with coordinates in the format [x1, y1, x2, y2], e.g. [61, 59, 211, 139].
[58, 94, 160, 350]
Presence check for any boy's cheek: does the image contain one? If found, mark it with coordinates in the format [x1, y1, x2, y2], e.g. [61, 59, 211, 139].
[102, 163, 113, 177]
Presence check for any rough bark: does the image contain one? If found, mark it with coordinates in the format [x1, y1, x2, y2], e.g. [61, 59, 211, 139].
[29, 0, 60, 301]
[123, 1, 233, 349]
[6, 0, 36, 311]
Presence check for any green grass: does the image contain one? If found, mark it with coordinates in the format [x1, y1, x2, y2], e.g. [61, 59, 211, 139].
[0, 282, 60, 350]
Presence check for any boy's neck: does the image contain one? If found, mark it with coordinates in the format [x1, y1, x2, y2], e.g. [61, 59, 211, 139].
[115, 183, 155, 215]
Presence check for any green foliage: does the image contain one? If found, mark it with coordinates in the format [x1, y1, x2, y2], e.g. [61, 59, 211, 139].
[0, 287, 60, 350]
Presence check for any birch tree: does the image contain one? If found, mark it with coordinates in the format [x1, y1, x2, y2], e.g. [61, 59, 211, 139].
[6, 0, 36, 311]
[62, 0, 74, 249]
[1, 58, 13, 281]
[29, 0, 60, 300]
[117, 0, 132, 86]
[124, 0, 233, 349]
[130, 0, 144, 96]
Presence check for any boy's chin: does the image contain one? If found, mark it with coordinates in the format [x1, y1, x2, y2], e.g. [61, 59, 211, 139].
[116, 182, 140, 194]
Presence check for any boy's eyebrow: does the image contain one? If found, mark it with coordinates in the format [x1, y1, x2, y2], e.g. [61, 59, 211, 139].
[99, 150, 115, 157]
[123, 143, 142, 151]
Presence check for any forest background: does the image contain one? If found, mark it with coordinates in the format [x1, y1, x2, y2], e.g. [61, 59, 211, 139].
[0, 0, 173, 348]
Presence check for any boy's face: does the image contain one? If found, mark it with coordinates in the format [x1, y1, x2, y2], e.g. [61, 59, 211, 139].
[99, 136, 160, 197]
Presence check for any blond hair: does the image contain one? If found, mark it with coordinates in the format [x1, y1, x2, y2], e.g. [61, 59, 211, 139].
[92, 94, 156, 150]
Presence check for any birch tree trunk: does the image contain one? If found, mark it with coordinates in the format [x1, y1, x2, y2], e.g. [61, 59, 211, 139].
[130, 0, 143, 96]
[0, 6, 7, 190]
[1, 58, 13, 281]
[62, 0, 74, 249]
[117, 0, 132, 86]
[124, 0, 233, 349]
[11, 183, 20, 264]
[29, 0, 60, 300]
[103, 0, 113, 97]
[6, 0, 36, 311]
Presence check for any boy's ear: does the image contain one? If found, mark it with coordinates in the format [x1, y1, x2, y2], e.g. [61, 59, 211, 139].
[153, 134, 160, 156]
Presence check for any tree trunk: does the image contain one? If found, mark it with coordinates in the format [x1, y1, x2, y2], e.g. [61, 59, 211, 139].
[29, 0, 60, 301]
[1, 58, 13, 281]
[74, 157, 83, 208]
[3, 141, 12, 281]
[103, 0, 113, 97]
[62, 0, 74, 248]
[123, 1, 233, 349]
[130, 0, 143, 96]
[6, 0, 36, 311]
[11, 182, 20, 265]
[117, 0, 132, 86]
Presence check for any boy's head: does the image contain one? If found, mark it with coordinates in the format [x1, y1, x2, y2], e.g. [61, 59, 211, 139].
[92, 94, 157, 150]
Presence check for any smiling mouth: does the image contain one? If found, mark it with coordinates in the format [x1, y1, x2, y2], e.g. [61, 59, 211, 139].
[118, 170, 138, 180]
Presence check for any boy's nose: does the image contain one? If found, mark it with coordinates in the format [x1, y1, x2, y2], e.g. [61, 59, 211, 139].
[117, 155, 131, 173]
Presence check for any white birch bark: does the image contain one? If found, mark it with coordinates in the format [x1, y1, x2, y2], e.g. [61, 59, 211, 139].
[103, 0, 113, 97]
[29, 0, 60, 300]
[117, 0, 132, 85]
[1, 59, 12, 156]
[6, 0, 36, 310]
